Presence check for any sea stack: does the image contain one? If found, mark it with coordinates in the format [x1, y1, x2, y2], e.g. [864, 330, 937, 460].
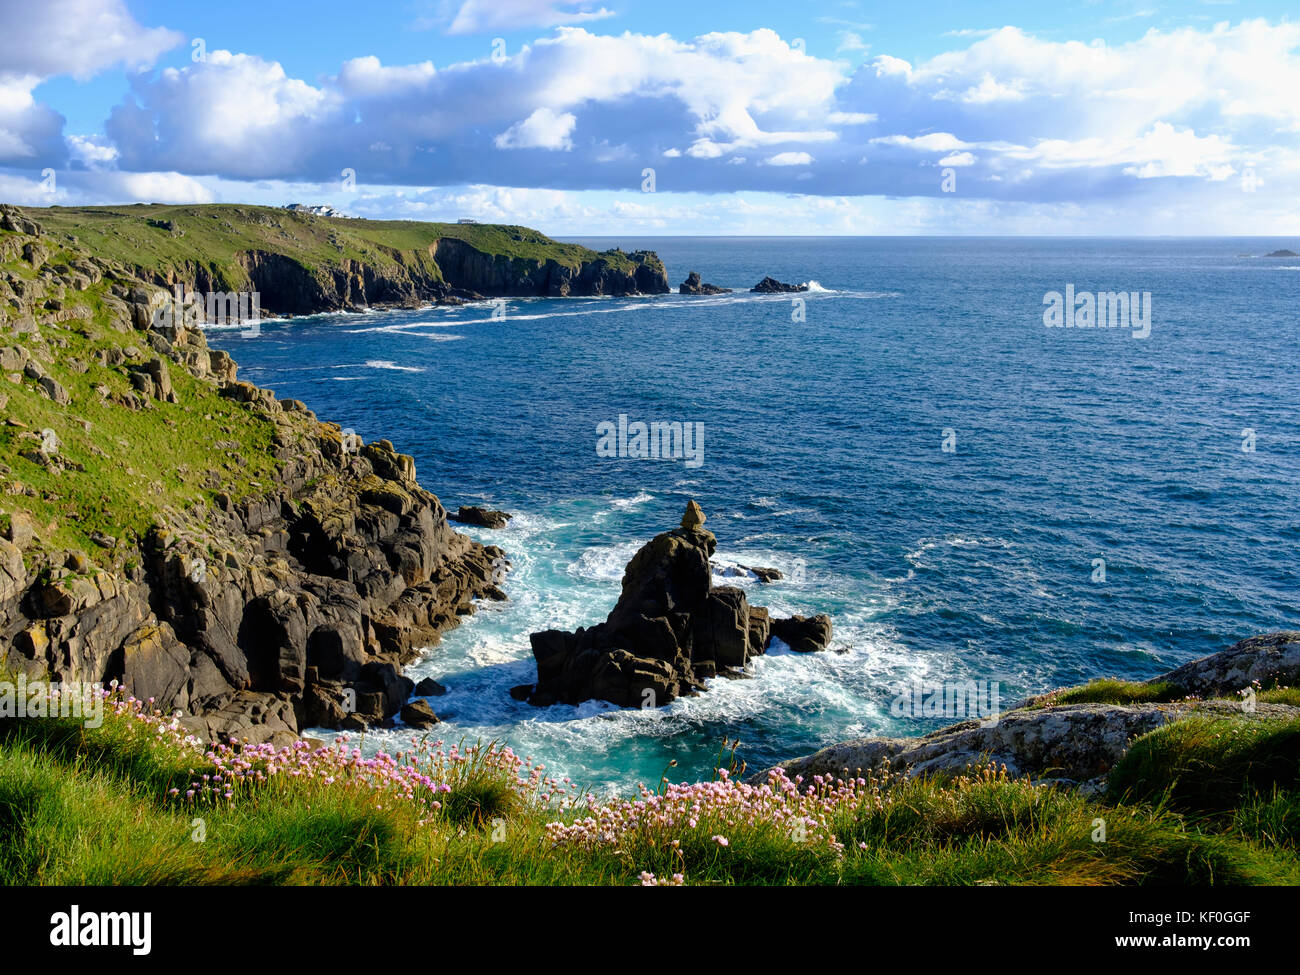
[515, 501, 832, 708]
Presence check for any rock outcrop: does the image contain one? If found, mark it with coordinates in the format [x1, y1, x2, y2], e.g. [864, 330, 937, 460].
[1264, 249, 1299, 257]
[679, 271, 730, 295]
[755, 633, 1300, 792]
[433, 239, 669, 298]
[515, 502, 831, 708]
[0, 206, 508, 746]
[770, 614, 833, 653]
[1151, 631, 1300, 698]
[449, 505, 513, 530]
[757, 700, 1297, 792]
[751, 276, 808, 294]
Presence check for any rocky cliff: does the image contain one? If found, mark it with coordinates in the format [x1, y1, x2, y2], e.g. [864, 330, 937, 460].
[433, 238, 668, 298]
[0, 204, 512, 745]
[19, 205, 671, 317]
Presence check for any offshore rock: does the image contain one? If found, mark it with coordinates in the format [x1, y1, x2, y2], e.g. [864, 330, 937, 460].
[518, 502, 831, 708]
[751, 276, 808, 294]
[679, 271, 730, 295]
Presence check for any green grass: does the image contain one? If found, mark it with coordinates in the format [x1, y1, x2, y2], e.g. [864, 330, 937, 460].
[0, 273, 281, 559]
[1108, 714, 1300, 816]
[1034, 678, 1182, 707]
[24, 204, 647, 290]
[2, 706, 1297, 886]
[1260, 687, 1300, 707]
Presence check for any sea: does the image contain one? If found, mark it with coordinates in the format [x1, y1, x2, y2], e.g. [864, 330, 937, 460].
[206, 237, 1300, 795]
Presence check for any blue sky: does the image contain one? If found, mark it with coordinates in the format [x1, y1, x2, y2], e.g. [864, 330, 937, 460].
[2, 0, 1299, 234]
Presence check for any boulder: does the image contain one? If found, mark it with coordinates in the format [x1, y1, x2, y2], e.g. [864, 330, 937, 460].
[769, 614, 833, 652]
[751, 276, 809, 294]
[679, 271, 731, 295]
[122, 623, 192, 711]
[449, 505, 513, 529]
[754, 700, 1299, 790]
[414, 677, 447, 696]
[3, 510, 35, 548]
[1153, 631, 1300, 698]
[0, 537, 25, 603]
[400, 698, 439, 728]
[758, 630, 1300, 791]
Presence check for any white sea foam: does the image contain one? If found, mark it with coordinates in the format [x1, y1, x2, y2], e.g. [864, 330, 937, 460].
[610, 491, 653, 509]
[365, 360, 424, 372]
[306, 498, 936, 794]
[567, 542, 642, 582]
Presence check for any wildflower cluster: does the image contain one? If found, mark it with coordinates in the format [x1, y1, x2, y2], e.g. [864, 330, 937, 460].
[545, 766, 894, 857]
[94, 688, 573, 820]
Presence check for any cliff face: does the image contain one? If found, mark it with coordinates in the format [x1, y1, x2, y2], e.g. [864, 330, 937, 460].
[19, 205, 671, 317]
[0, 204, 508, 744]
[433, 238, 669, 298]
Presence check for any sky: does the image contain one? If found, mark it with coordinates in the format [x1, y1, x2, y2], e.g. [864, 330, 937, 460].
[1, 0, 1298, 235]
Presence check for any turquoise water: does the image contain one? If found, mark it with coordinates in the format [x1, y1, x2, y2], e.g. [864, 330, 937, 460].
[210, 237, 1300, 794]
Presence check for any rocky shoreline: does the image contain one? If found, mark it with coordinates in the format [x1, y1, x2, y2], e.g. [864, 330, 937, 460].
[4, 201, 1295, 778]
[755, 631, 1300, 793]
[2, 205, 517, 745]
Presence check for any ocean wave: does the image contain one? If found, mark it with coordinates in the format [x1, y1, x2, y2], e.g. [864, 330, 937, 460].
[365, 360, 425, 372]
[567, 542, 643, 582]
[344, 320, 463, 333]
[610, 491, 654, 509]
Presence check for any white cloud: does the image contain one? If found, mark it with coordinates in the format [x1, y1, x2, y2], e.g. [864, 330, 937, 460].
[434, 0, 615, 35]
[67, 134, 118, 167]
[114, 170, 214, 203]
[22, 14, 1295, 221]
[938, 151, 976, 167]
[0, 0, 179, 164]
[871, 133, 971, 152]
[766, 151, 814, 166]
[837, 32, 870, 54]
[686, 140, 726, 159]
[495, 107, 578, 150]
[0, 0, 180, 80]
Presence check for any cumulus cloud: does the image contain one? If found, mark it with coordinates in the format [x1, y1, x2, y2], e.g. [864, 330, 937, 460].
[495, 106, 578, 149]
[19, 15, 1300, 218]
[101, 28, 856, 192]
[767, 151, 813, 166]
[423, 0, 614, 35]
[0, 0, 180, 165]
[0, 0, 181, 80]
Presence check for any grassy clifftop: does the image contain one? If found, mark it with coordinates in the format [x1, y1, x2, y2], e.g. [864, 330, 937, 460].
[0, 211, 282, 561]
[23, 204, 656, 297]
[1, 693, 1296, 885]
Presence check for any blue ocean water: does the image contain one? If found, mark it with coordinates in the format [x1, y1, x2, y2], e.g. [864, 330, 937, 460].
[209, 237, 1300, 794]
